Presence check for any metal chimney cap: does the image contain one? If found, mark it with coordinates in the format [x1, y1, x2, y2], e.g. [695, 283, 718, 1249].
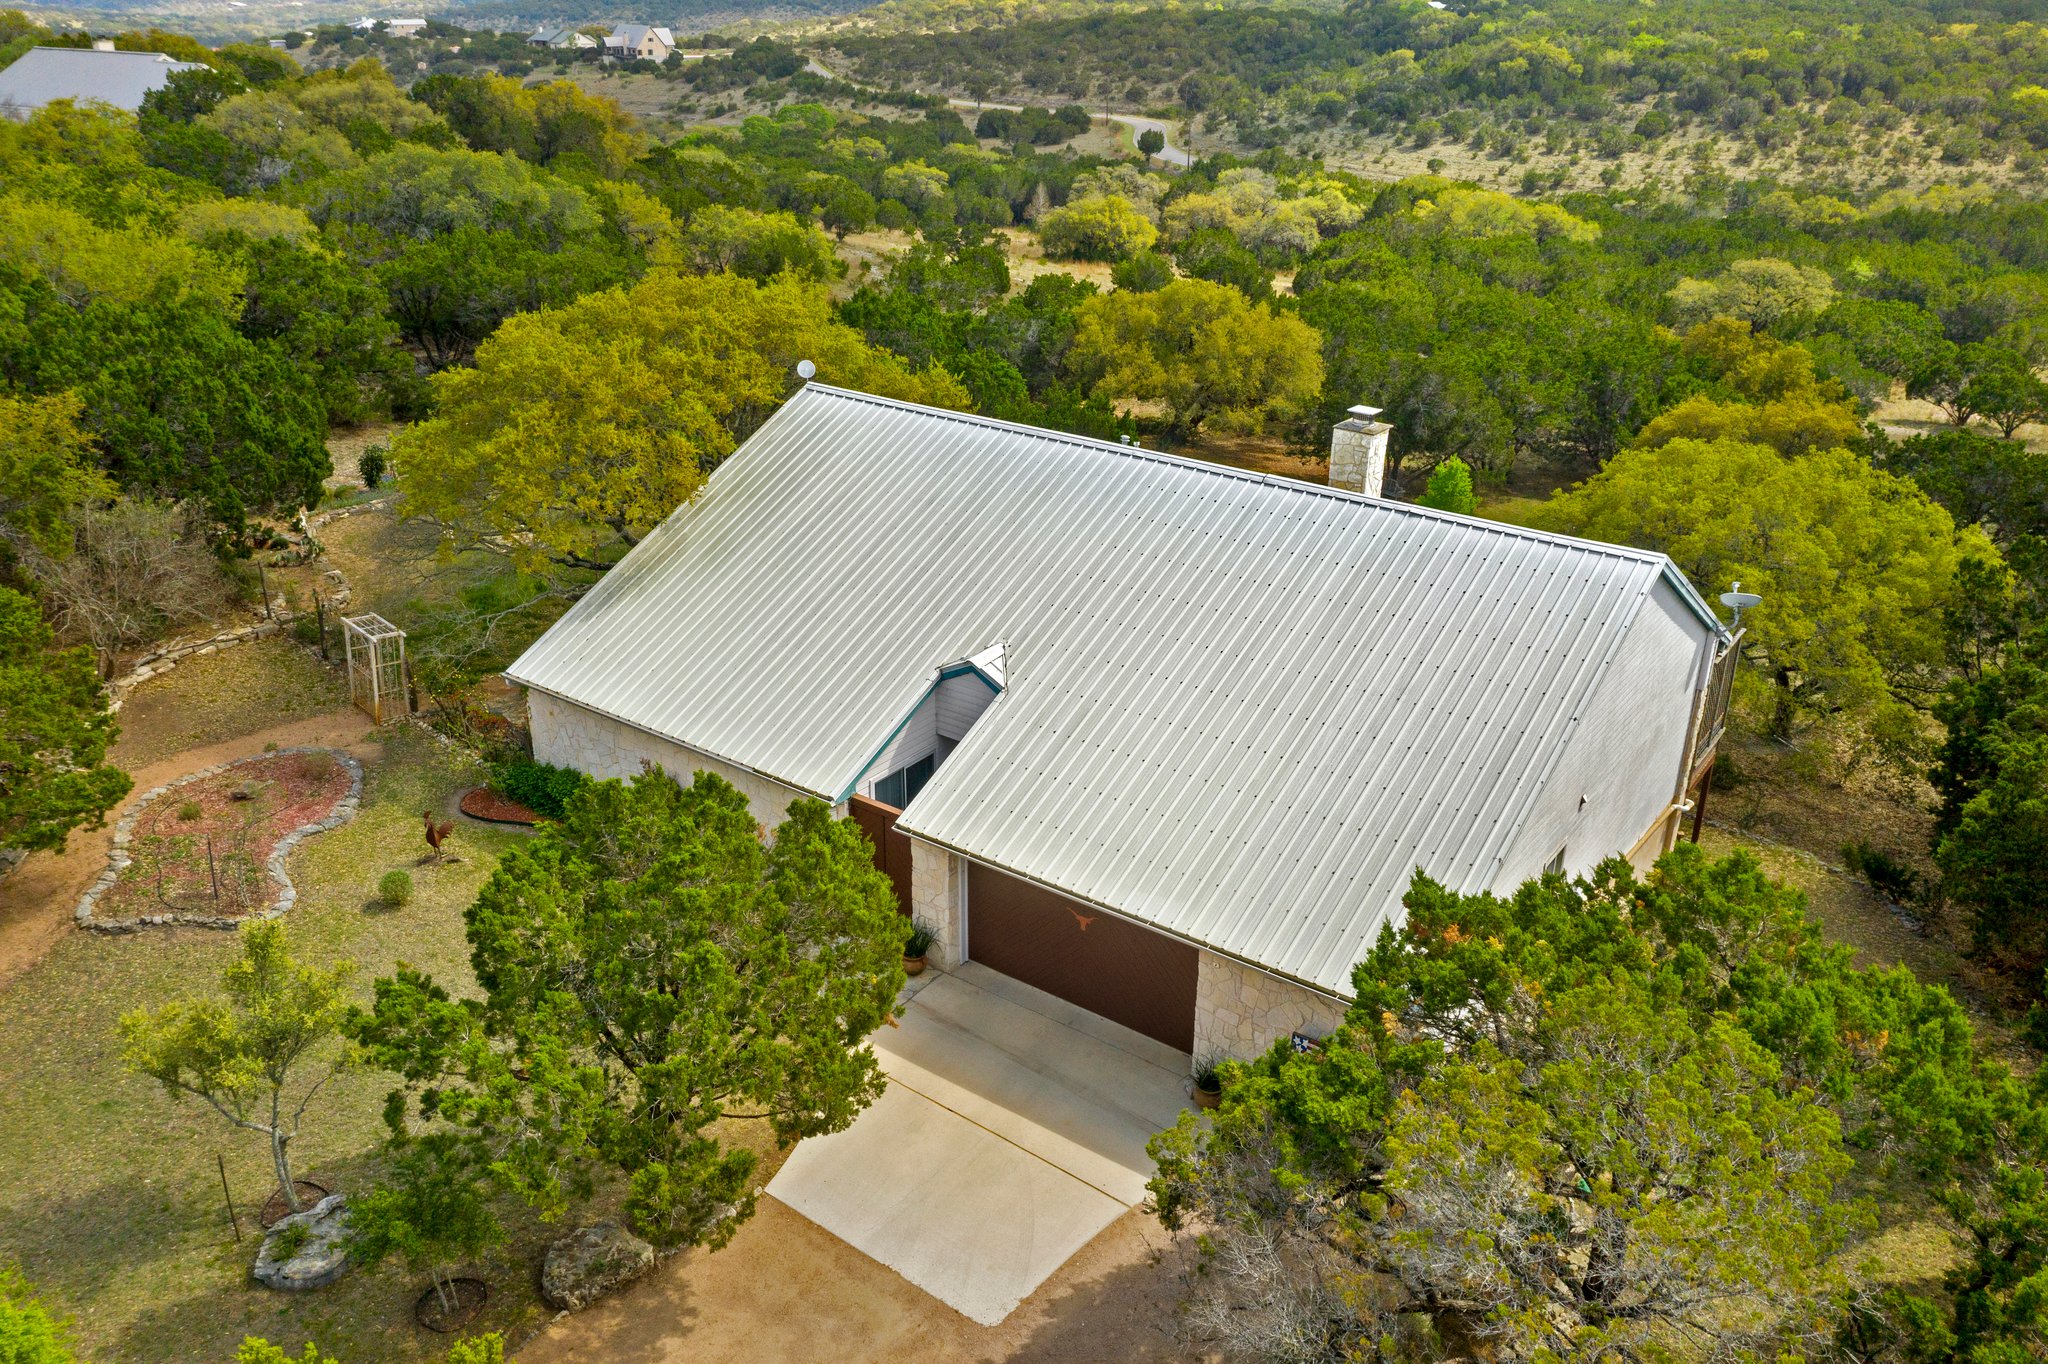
[1346, 404, 1383, 419]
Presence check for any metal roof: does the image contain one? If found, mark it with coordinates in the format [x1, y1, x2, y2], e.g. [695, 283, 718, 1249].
[0, 48, 205, 117]
[509, 384, 1720, 994]
[605, 24, 673, 46]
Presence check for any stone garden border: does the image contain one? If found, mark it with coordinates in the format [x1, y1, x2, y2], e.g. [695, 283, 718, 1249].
[75, 747, 364, 934]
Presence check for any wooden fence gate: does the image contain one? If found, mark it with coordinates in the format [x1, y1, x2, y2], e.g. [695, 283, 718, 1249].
[848, 795, 914, 916]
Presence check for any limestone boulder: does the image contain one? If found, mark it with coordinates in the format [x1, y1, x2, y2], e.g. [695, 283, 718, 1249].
[541, 1220, 656, 1311]
[253, 1193, 352, 1290]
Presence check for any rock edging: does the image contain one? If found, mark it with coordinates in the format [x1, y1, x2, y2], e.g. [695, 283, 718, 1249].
[105, 499, 385, 714]
[74, 747, 364, 934]
[109, 617, 291, 714]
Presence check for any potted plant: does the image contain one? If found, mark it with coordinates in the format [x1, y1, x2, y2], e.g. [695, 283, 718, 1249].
[902, 920, 937, 976]
[1192, 1059, 1223, 1110]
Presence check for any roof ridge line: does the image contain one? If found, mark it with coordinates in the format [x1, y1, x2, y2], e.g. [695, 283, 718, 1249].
[798, 383, 1672, 569]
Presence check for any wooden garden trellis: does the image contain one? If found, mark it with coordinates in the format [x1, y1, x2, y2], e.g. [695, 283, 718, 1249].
[342, 613, 407, 723]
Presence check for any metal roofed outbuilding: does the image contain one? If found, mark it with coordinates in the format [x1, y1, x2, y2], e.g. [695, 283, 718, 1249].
[507, 383, 1731, 1000]
[0, 47, 206, 119]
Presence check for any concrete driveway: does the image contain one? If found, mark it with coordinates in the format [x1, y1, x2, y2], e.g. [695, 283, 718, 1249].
[765, 962, 1192, 1325]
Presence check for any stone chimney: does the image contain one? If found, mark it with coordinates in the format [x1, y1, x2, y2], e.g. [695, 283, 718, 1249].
[1328, 404, 1391, 497]
[91, 38, 116, 50]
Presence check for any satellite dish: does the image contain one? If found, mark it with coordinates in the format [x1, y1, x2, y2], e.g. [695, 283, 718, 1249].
[1719, 580, 1763, 626]
[795, 359, 816, 381]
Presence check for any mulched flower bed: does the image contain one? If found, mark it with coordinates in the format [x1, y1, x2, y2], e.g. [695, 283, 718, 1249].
[415, 1277, 489, 1333]
[259, 1180, 333, 1229]
[92, 751, 357, 922]
[458, 786, 542, 826]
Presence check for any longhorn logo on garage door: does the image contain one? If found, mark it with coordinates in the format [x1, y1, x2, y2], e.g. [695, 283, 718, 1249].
[1064, 906, 1096, 932]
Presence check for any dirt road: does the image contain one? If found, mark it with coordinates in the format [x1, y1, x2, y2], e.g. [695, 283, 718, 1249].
[516, 1198, 1200, 1363]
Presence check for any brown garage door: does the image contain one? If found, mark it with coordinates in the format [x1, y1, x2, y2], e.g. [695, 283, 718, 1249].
[968, 862, 1197, 1053]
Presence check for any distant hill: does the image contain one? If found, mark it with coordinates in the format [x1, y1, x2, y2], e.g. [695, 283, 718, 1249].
[822, 0, 2048, 192]
[15, 0, 865, 43]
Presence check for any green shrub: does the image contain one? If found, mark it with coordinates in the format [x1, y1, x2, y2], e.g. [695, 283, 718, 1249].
[0, 1265, 78, 1364]
[1111, 250, 1175, 293]
[236, 1341, 337, 1364]
[236, 1333, 501, 1364]
[357, 446, 387, 488]
[378, 869, 413, 907]
[903, 920, 936, 957]
[1841, 839, 1921, 905]
[178, 799, 203, 821]
[270, 1221, 312, 1260]
[491, 758, 587, 819]
[1418, 457, 1477, 515]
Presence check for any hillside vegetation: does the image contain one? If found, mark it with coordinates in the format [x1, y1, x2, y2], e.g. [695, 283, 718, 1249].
[0, 2, 2045, 1358]
[827, 0, 2048, 186]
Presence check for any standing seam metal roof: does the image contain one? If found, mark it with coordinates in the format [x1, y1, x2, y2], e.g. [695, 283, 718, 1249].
[0, 48, 205, 116]
[508, 384, 1719, 994]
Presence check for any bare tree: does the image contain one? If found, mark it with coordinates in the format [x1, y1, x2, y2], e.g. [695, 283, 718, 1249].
[26, 498, 232, 676]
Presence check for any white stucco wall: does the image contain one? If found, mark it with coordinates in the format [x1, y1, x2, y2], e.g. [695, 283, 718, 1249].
[528, 688, 814, 829]
[1492, 578, 1711, 889]
[909, 836, 964, 968]
[1193, 950, 1348, 1062]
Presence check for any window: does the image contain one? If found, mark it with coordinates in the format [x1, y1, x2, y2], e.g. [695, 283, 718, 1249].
[1543, 846, 1566, 877]
[872, 754, 936, 809]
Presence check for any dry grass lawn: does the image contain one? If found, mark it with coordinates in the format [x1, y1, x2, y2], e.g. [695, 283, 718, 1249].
[316, 505, 575, 675]
[0, 714, 558, 1363]
[112, 638, 350, 770]
[324, 423, 403, 494]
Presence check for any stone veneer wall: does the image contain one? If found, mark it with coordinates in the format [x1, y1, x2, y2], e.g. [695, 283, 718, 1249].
[1193, 949, 1348, 1062]
[1326, 418, 1391, 498]
[528, 689, 810, 829]
[909, 837, 964, 968]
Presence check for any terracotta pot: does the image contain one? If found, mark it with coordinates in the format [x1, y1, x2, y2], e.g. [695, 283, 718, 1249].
[903, 954, 927, 976]
[1193, 1084, 1221, 1110]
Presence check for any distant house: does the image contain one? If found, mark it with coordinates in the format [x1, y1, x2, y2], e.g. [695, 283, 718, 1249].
[509, 385, 1740, 1060]
[349, 16, 427, 36]
[602, 23, 674, 62]
[528, 25, 598, 49]
[0, 44, 206, 119]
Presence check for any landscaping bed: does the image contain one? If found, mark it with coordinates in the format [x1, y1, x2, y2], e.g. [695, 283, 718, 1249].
[78, 749, 361, 929]
[458, 787, 541, 826]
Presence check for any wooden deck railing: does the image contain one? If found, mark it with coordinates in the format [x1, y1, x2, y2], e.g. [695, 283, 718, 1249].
[1688, 629, 1743, 785]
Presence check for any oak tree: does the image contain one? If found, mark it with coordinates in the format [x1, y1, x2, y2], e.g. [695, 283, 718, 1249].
[1066, 277, 1323, 438]
[1529, 438, 1976, 736]
[392, 270, 968, 575]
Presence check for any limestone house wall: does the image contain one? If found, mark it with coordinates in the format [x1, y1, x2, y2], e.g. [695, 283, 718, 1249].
[527, 689, 810, 829]
[1193, 949, 1348, 1062]
[909, 837, 964, 968]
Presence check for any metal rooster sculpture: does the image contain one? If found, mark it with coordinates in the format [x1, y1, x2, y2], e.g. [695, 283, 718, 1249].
[422, 810, 455, 863]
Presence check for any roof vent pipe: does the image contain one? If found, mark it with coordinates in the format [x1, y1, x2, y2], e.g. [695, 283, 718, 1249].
[1328, 404, 1390, 497]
